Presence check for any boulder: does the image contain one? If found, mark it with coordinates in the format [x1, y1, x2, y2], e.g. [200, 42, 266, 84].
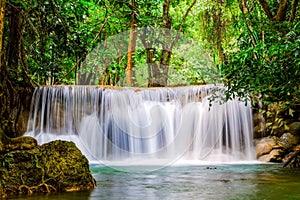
[252, 112, 267, 139]
[255, 137, 277, 158]
[288, 122, 300, 135]
[253, 112, 264, 125]
[258, 149, 283, 162]
[0, 140, 96, 198]
[278, 132, 299, 149]
[253, 122, 266, 139]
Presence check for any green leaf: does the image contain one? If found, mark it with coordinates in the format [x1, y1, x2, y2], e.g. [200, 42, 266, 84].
[289, 108, 295, 117]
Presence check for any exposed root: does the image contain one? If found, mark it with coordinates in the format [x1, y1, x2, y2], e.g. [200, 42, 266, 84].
[18, 168, 60, 195]
[18, 182, 57, 195]
[31, 183, 57, 193]
[18, 185, 33, 195]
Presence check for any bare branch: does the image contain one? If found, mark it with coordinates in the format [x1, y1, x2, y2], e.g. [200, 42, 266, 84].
[54, 57, 84, 85]
[93, 17, 109, 42]
[171, 0, 197, 49]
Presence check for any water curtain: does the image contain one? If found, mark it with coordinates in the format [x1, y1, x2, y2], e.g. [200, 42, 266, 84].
[26, 85, 255, 163]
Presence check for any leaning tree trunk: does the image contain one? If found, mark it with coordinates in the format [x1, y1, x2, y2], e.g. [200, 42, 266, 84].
[0, 1, 33, 138]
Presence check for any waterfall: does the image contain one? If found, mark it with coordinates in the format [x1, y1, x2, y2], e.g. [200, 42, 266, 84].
[26, 85, 255, 163]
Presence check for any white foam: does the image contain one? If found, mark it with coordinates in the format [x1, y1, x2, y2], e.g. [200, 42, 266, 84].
[25, 86, 256, 164]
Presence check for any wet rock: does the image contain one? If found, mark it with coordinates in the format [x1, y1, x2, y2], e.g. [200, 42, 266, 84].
[253, 113, 266, 139]
[219, 179, 231, 183]
[272, 126, 286, 137]
[288, 122, 300, 135]
[0, 140, 96, 198]
[258, 149, 283, 162]
[278, 132, 299, 149]
[253, 112, 265, 126]
[206, 167, 217, 170]
[255, 137, 277, 158]
[253, 122, 266, 139]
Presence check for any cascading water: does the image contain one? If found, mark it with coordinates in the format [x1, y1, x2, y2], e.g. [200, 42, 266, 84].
[25, 85, 255, 164]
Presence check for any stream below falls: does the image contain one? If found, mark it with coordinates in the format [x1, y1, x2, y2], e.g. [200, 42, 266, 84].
[20, 86, 300, 199]
[12, 163, 300, 200]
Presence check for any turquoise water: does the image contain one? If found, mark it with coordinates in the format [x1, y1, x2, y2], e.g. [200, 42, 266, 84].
[12, 164, 300, 200]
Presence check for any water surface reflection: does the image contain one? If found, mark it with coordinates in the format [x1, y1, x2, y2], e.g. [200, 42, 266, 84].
[90, 164, 300, 200]
[11, 164, 300, 200]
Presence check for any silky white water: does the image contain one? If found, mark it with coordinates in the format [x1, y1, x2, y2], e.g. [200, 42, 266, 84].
[26, 85, 255, 164]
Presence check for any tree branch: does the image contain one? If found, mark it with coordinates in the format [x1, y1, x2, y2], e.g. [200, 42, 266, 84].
[171, 0, 197, 49]
[178, 0, 197, 35]
[93, 17, 109, 42]
[54, 57, 84, 85]
[258, 0, 274, 20]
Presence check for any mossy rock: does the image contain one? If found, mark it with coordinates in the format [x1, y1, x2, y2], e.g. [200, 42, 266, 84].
[0, 140, 96, 198]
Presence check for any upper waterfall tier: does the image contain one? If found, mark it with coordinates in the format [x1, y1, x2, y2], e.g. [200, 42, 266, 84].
[26, 85, 255, 163]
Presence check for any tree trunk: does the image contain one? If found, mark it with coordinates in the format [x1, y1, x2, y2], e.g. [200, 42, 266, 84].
[6, 3, 22, 75]
[158, 0, 172, 86]
[0, 2, 33, 137]
[0, 0, 6, 139]
[148, 0, 172, 87]
[258, 0, 274, 20]
[0, 0, 5, 62]
[140, 0, 196, 87]
[273, 0, 288, 21]
[212, 4, 225, 62]
[289, 0, 299, 22]
[147, 48, 160, 87]
[139, 26, 160, 87]
[259, 0, 291, 22]
[125, 0, 137, 86]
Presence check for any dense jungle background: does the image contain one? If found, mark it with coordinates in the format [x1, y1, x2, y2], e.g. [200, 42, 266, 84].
[0, 0, 299, 138]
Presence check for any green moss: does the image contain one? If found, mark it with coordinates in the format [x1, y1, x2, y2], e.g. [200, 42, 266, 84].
[0, 139, 96, 198]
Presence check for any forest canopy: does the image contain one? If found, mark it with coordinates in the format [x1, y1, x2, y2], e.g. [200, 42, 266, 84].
[0, 0, 299, 103]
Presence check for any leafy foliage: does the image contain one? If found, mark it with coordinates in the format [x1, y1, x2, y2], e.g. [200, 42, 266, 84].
[2, 0, 299, 99]
[222, 1, 300, 109]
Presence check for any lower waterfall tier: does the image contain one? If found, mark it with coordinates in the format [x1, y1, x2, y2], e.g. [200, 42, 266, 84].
[26, 85, 255, 163]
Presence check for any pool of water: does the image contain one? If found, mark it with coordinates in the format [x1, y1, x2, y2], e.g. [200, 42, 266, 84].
[11, 163, 300, 200]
